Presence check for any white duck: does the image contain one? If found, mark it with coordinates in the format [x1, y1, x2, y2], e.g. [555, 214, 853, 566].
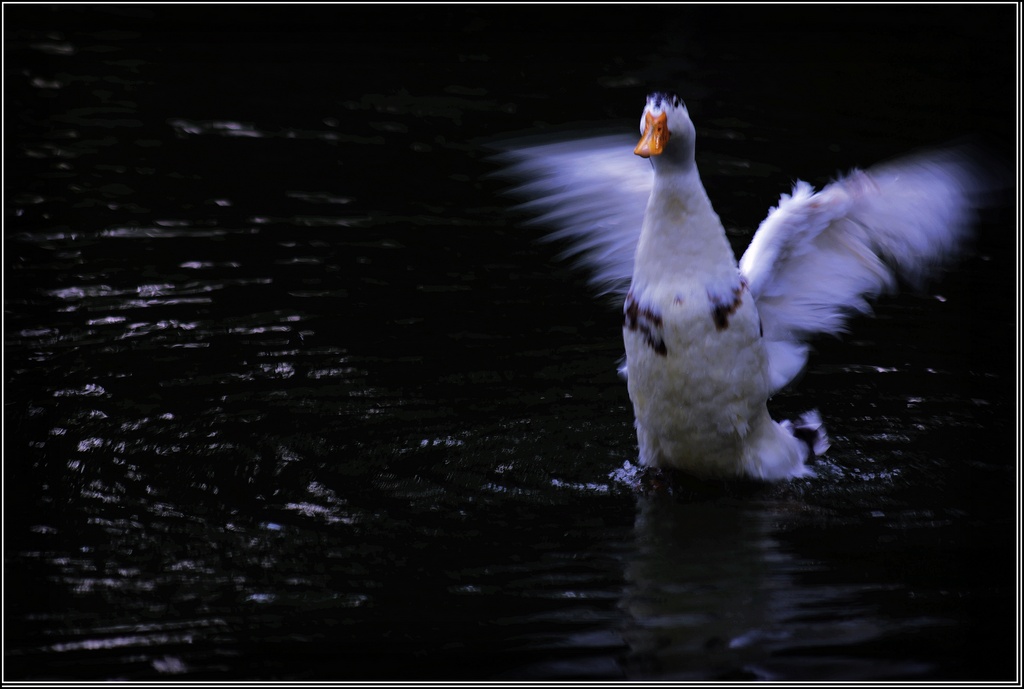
[500, 91, 989, 480]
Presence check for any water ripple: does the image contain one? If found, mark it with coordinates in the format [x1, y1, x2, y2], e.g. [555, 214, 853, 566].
[166, 118, 385, 145]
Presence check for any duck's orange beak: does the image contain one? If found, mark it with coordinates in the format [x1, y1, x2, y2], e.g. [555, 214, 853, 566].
[634, 111, 669, 158]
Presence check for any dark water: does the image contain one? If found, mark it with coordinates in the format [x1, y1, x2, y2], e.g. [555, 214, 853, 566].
[3, 5, 1018, 681]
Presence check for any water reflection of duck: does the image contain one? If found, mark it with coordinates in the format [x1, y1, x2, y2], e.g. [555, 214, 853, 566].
[621, 491, 929, 680]
[622, 492, 791, 679]
[499, 92, 992, 481]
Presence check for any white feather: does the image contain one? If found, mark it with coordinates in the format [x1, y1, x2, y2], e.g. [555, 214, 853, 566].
[739, 148, 988, 392]
[494, 134, 651, 296]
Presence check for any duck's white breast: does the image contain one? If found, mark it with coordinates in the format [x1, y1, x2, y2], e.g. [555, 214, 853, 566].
[624, 278, 770, 474]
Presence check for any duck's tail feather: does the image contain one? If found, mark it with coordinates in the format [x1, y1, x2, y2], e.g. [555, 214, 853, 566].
[784, 409, 830, 458]
[741, 409, 827, 480]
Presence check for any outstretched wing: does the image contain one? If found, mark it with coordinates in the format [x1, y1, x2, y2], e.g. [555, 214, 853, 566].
[492, 134, 652, 298]
[739, 146, 992, 394]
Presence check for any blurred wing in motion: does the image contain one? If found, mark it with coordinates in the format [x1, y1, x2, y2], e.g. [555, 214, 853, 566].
[739, 146, 993, 394]
[492, 134, 653, 298]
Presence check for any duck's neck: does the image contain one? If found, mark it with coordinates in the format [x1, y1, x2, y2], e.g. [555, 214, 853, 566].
[632, 167, 739, 292]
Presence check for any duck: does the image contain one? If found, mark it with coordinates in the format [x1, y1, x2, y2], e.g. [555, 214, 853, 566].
[498, 91, 991, 480]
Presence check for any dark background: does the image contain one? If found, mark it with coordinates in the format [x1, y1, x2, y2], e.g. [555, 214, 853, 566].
[4, 4, 1018, 681]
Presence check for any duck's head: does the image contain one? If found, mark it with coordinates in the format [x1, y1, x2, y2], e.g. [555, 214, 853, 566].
[634, 92, 695, 167]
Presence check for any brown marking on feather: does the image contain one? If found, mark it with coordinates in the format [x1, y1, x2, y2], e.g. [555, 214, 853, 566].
[709, 279, 748, 332]
[624, 290, 667, 356]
